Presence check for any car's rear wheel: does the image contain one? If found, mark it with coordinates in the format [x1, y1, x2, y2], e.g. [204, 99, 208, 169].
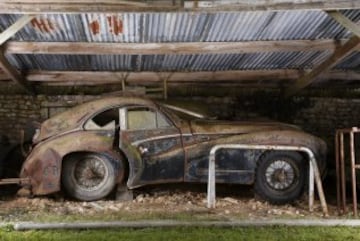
[254, 151, 306, 204]
[62, 153, 119, 201]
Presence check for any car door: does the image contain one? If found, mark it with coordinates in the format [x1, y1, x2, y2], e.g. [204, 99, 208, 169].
[119, 106, 185, 187]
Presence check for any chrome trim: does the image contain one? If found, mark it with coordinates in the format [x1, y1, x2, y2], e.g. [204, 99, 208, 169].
[131, 133, 190, 146]
[119, 108, 127, 130]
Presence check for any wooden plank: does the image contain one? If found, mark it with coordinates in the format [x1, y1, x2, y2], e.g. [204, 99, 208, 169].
[327, 11, 360, 38]
[0, 71, 10, 81]
[25, 70, 301, 83]
[25, 69, 360, 85]
[0, 15, 35, 46]
[0, 52, 35, 94]
[0, 0, 359, 13]
[285, 35, 360, 97]
[5, 39, 358, 55]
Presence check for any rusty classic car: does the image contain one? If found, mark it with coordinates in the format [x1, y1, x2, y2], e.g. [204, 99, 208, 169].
[19, 96, 327, 204]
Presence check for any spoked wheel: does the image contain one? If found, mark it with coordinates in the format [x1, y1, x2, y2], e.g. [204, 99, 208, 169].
[254, 151, 306, 205]
[62, 153, 119, 201]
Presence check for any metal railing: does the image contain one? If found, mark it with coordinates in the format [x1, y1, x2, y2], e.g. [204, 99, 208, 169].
[207, 144, 328, 216]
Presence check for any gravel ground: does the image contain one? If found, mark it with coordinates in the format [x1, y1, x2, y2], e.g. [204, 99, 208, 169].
[0, 184, 341, 222]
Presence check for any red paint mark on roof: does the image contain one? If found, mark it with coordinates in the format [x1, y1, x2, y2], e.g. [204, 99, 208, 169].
[89, 20, 100, 35]
[107, 15, 123, 36]
[31, 18, 55, 33]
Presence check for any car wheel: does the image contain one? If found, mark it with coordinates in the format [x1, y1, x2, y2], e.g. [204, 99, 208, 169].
[254, 151, 306, 204]
[62, 153, 119, 201]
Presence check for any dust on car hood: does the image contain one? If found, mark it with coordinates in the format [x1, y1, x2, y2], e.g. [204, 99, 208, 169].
[189, 119, 300, 135]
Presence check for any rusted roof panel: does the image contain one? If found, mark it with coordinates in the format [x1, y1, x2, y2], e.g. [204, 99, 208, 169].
[0, 10, 359, 43]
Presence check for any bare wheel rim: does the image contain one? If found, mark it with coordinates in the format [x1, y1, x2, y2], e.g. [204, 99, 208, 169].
[265, 159, 296, 191]
[72, 155, 108, 191]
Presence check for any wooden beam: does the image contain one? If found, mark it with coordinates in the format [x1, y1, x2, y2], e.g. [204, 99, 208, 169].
[25, 69, 360, 85]
[5, 39, 359, 55]
[0, 0, 359, 13]
[327, 11, 360, 37]
[0, 51, 35, 94]
[285, 35, 360, 97]
[0, 15, 35, 46]
[0, 70, 10, 81]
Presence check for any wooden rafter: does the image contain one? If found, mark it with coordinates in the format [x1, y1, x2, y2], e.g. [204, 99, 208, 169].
[0, 15, 36, 94]
[284, 11, 360, 97]
[25, 70, 360, 85]
[0, 15, 35, 46]
[0, 51, 35, 94]
[327, 11, 360, 37]
[4, 39, 359, 55]
[0, 69, 10, 81]
[0, 14, 36, 94]
[0, 0, 358, 13]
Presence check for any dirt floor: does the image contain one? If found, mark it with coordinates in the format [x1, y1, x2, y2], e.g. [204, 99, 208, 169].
[0, 182, 344, 223]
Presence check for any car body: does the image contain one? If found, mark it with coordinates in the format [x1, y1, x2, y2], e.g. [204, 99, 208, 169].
[19, 96, 327, 204]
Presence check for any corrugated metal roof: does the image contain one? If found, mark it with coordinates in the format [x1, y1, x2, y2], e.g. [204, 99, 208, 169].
[1, 10, 359, 43]
[0, 9, 359, 79]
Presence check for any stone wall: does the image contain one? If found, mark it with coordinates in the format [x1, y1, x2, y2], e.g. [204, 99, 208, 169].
[1, 94, 359, 158]
[0, 95, 42, 144]
[0, 95, 95, 144]
[293, 98, 360, 143]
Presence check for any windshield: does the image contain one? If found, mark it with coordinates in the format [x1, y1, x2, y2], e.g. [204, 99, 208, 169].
[158, 103, 210, 123]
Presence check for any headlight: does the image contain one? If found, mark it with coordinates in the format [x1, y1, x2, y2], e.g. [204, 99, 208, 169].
[32, 128, 40, 143]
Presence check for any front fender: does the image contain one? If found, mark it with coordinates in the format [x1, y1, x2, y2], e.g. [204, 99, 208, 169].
[20, 131, 116, 195]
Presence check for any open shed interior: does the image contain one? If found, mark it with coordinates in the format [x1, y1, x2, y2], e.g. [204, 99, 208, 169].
[0, 0, 359, 161]
[0, 2, 360, 224]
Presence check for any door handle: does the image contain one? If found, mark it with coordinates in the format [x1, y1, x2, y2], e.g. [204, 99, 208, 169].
[138, 145, 149, 155]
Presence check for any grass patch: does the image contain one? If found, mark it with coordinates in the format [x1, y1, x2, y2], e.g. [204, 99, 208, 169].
[1, 227, 360, 241]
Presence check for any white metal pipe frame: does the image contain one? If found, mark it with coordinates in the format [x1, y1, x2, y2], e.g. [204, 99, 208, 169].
[207, 144, 329, 216]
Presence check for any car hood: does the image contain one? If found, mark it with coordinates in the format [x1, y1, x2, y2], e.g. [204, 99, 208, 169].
[189, 119, 301, 135]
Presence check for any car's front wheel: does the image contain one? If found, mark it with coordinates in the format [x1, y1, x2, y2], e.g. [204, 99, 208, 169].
[62, 153, 119, 201]
[254, 151, 306, 204]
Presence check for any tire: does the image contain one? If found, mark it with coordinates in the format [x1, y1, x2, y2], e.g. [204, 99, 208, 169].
[62, 153, 119, 201]
[254, 151, 306, 205]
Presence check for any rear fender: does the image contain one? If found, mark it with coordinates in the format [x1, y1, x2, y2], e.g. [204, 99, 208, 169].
[20, 131, 120, 195]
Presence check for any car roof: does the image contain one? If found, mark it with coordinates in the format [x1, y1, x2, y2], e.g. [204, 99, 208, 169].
[39, 96, 158, 140]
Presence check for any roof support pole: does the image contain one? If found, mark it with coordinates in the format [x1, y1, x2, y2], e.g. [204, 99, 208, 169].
[284, 12, 360, 97]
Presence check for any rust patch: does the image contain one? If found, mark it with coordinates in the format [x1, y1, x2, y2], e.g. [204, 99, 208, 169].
[31, 18, 55, 33]
[107, 15, 123, 35]
[89, 20, 100, 35]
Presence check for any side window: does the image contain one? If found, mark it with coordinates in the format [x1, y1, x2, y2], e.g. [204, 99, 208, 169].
[84, 108, 119, 130]
[127, 107, 171, 130]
